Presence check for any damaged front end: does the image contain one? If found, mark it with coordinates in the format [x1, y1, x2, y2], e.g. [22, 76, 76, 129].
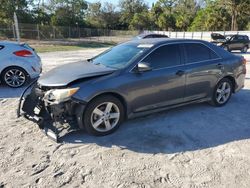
[17, 80, 84, 142]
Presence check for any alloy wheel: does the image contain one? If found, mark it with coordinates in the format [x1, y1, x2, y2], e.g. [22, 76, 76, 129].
[4, 68, 26, 87]
[90, 102, 120, 132]
[215, 82, 231, 104]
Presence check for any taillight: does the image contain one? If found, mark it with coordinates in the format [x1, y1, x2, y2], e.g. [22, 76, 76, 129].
[242, 58, 247, 65]
[242, 58, 247, 74]
[13, 50, 33, 57]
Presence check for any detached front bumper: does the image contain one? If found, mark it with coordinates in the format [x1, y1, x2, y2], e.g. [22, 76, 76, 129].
[17, 81, 83, 142]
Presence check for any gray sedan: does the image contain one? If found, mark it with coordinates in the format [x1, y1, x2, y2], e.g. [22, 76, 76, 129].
[18, 38, 246, 141]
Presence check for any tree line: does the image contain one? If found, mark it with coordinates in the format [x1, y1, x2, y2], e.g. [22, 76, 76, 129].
[0, 0, 249, 31]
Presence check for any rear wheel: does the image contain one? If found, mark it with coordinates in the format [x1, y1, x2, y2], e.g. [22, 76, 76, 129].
[241, 46, 248, 53]
[2, 67, 28, 88]
[210, 78, 233, 107]
[83, 95, 125, 136]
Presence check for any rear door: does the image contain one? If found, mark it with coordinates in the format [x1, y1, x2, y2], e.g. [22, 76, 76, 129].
[236, 36, 245, 49]
[229, 35, 241, 50]
[183, 43, 222, 101]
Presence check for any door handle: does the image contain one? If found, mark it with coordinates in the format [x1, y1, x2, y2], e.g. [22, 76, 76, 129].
[176, 70, 185, 76]
[217, 63, 224, 69]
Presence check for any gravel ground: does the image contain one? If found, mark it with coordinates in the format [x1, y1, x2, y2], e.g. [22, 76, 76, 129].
[0, 49, 250, 188]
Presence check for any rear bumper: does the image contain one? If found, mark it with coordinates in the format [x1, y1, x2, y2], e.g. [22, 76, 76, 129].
[234, 72, 246, 92]
[28, 63, 42, 79]
[17, 81, 82, 142]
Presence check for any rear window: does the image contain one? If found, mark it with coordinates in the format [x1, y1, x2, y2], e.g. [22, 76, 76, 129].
[153, 34, 168, 38]
[244, 36, 249, 40]
[184, 43, 219, 64]
[144, 35, 153, 39]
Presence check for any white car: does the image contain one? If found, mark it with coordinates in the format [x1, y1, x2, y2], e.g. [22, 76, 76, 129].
[0, 41, 42, 88]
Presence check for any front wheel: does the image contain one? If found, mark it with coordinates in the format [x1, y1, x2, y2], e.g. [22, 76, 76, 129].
[210, 78, 233, 107]
[83, 95, 125, 136]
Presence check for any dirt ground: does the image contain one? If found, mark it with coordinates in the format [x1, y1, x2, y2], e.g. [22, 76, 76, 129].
[0, 49, 250, 188]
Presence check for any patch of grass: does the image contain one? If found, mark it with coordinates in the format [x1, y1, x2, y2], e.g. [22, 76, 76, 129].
[32, 41, 115, 53]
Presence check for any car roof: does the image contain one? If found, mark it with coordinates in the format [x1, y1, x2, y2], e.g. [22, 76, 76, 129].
[125, 38, 233, 58]
[125, 38, 207, 46]
[226, 34, 248, 37]
[138, 33, 167, 37]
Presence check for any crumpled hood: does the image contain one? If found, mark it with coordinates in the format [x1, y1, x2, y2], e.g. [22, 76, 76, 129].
[38, 61, 116, 87]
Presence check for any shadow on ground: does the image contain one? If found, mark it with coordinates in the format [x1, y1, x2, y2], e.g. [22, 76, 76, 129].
[0, 85, 24, 98]
[59, 88, 250, 154]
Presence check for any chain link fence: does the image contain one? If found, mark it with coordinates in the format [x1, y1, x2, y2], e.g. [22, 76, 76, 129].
[1, 23, 250, 43]
[0, 23, 139, 43]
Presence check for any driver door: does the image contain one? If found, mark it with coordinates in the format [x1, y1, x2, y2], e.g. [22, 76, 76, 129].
[126, 44, 186, 113]
[229, 35, 241, 50]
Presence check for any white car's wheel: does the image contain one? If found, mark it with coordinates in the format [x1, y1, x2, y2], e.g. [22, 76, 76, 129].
[2, 67, 28, 88]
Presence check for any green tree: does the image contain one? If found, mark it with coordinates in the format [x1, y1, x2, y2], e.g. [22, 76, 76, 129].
[119, 0, 148, 29]
[101, 3, 121, 29]
[174, 0, 198, 31]
[129, 11, 153, 30]
[0, 0, 34, 25]
[49, 0, 88, 26]
[157, 13, 176, 30]
[151, 0, 178, 30]
[189, 1, 230, 31]
[85, 2, 103, 28]
[219, 0, 250, 30]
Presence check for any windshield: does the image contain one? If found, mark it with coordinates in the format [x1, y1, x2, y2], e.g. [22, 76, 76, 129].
[225, 35, 232, 41]
[92, 44, 149, 69]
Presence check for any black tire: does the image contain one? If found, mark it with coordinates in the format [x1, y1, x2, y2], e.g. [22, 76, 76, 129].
[1, 66, 28, 88]
[210, 78, 233, 107]
[83, 95, 125, 136]
[241, 46, 248, 53]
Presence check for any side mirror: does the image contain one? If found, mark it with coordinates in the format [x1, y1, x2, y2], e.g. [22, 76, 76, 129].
[136, 62, 152, 72]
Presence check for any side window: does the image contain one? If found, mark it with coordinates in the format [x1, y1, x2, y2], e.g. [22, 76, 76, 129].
[0, 45, 4, 50]
[238, 36, 243, 40]
[184, 43, 219, 64]
[144, 35, 153, 39]
[143, 44, 181, 69]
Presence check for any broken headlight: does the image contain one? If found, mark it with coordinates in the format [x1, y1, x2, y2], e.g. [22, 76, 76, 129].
[44, 87, 79, 104]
